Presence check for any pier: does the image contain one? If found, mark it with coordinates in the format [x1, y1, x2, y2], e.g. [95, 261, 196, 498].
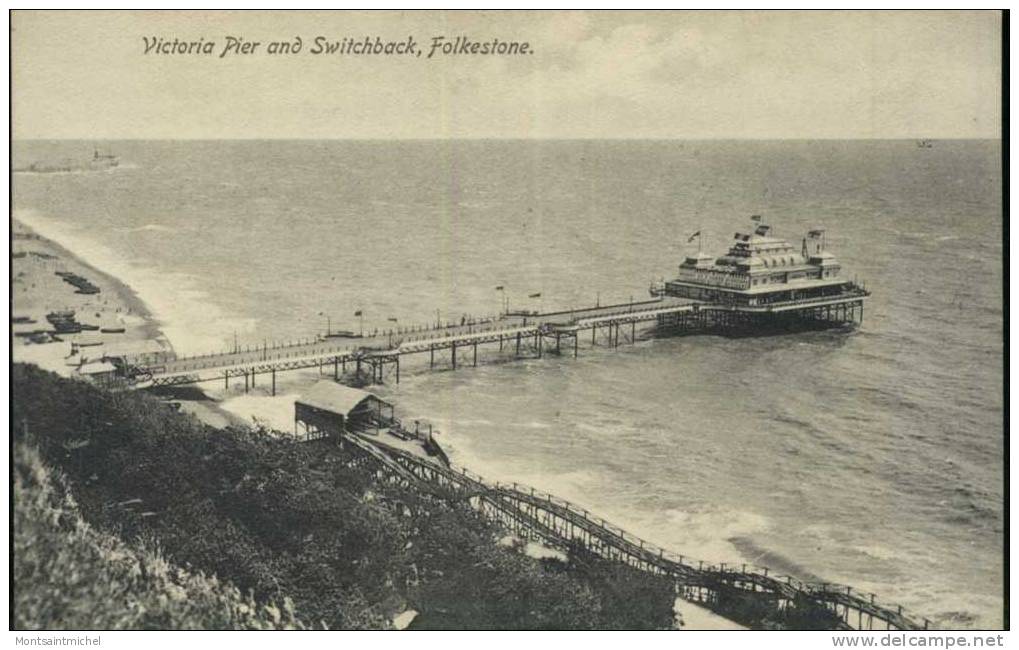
[129, 290, 866, 391]
[339, 431, 929, 631]
[122, 219, 872, 391]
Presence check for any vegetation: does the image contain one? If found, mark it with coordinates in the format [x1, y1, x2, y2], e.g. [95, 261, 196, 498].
[12, 364, 677, 630]
[13, 441, 302, 630]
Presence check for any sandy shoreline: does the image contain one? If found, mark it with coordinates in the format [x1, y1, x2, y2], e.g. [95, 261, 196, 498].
[13, 219, 162, 374]
[13, 219, 161, 336]
[12, 218, 248, 427]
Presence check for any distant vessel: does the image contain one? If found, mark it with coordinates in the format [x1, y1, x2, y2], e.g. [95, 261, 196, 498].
[324, 330, 360, 339]
[89, 147, 119, 169]
[917, 139, 934, 148]
[15, 148, 119, 173]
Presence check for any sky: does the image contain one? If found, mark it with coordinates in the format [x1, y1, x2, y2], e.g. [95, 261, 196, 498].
[11, 10, 1002, 140]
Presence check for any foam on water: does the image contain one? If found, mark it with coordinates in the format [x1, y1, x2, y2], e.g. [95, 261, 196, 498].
[15, 208, 257, 356]
[218, 393, 302, 433]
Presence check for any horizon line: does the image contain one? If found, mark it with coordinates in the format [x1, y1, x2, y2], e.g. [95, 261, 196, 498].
[12, 136, 1002, 142]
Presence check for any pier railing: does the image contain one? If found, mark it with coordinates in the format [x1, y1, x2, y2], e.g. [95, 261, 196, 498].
[345, 434, 930, 632]
[168, 313, 509, 363]
[137, 291, 863, 387]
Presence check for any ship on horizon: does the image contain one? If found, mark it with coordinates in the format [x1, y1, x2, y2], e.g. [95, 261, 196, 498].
[15, 147, 119, 174]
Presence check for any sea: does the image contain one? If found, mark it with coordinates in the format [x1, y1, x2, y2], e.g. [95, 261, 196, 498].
[12, 139, 1004, 628]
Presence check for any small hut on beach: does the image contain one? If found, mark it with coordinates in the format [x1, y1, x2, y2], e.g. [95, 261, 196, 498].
[294, 381, 394, 441]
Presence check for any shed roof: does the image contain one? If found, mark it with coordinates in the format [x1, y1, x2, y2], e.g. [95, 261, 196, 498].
[296, 381, 383, 416]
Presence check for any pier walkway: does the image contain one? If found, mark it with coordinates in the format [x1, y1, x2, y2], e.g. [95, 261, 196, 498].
[343, 432, 930, 632]
[130, 288, 864, 391]
[134, 296, 705, 390]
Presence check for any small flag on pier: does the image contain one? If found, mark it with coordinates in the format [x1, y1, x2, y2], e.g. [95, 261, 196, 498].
[354, 310, 363, 316]
[387, 317, 398, 322]
[751, 215, 763, 222]
[495, 285, 504, 291]
[529, 292, 541, 299]
[687, 231, 700, 243]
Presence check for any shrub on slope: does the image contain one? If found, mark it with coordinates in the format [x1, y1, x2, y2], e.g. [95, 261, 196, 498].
[13, 440, 304, 630]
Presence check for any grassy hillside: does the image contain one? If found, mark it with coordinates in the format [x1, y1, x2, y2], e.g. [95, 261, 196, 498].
[13, 440, 303, 630]
[12, 364, 676, 630]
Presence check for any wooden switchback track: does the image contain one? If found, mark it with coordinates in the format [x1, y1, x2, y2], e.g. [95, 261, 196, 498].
[342, 433, 931, 632]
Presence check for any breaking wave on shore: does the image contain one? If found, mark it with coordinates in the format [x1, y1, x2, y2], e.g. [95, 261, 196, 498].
[15, 208, 256, 356]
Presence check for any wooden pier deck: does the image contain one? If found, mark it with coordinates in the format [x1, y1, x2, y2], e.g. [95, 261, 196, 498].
[130, 291, 866, 390]
[343, 432, 930, 632]
[133, 296, 703, 389]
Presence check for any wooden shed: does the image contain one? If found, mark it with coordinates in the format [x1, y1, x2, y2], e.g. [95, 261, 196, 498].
[294, 381, 394, 441]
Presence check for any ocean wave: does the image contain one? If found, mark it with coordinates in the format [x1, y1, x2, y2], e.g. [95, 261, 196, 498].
[922, 589, 1004, 629]
[653, 507, 773, 565]
[15, 168, 121, 177]
[849, 543, 909, 563]
[114, 223, 181, 234]
[218, 393, 300, 433]
[727, 536, 824, 582]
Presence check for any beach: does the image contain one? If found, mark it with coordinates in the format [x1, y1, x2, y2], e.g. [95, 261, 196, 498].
[12, 219, 162, 373]
[11, 218, 248, 428]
